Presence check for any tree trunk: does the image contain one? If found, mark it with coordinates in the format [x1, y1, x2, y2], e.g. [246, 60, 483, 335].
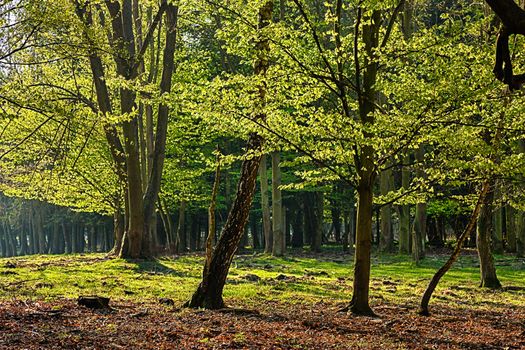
[350, 179, 374, 315]
[420, 182, 490, 315]
[476, 184, 501, 289]
[517, 140, 525, 257]
[186, 0, 272, 309]
[398, 153, 411, 254]
[506, 205, 516, 253]
[260, 154, 272, 253]
[379, 167, 393, 252]
[492, 184, 504, 254]
[347, 8, 381, 316]
[176, 201, 186, 253]
[272, 152, 284, 256]
[291, 200, 304, 248]
[142, 4, 179, 257]
[310, 192, 323, 253]
[412, 147, 426, 263]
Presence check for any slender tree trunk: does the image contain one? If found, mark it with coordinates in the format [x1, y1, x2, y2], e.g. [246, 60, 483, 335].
[506, 205, 516, 253]
[272, 152, 284, 256]
[186, 0, 272, 309]
[492, 184, 504, 254]
[518, 140, 525, 257]
[420, 182, 490, 315]
[175, 201, 186, 253]
[291, 200, 304, 248]
[260, 154, 272, 253]
[379, 167, 393, 252]
[399, 0, 414, 255]
[412, 147, 426, 263]
[311, 192, 323, 253]
[399, 153, 411, 254]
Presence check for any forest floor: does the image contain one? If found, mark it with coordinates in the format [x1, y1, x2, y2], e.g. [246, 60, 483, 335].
[0, 249, 524, 349]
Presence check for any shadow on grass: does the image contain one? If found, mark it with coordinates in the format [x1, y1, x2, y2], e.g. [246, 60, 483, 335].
[127, 258, 198, 278]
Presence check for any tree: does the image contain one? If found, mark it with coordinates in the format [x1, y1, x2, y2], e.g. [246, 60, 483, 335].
[72, 0, 179, 258]
[186, 0, 273, 309]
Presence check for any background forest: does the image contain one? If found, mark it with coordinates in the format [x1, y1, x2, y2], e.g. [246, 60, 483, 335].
[0, 0, 525, 348]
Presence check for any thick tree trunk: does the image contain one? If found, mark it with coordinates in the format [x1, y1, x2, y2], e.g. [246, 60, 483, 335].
[259, 154, 272, 253]
[272, 152, 284, 256]
[350, 178, 374, 315]
[346, 8, 381, 316]
[143, 4, 179, 256]
[476, 185, 501, 289]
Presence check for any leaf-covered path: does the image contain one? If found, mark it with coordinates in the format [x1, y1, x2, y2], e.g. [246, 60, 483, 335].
[1, 298, 524, 349]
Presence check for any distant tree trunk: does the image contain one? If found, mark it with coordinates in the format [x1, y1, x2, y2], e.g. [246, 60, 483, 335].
[518, 140, 525, 257]
[110, 209, 125, 256]
[517, 210, 525, 257]
[62, 223, 71, 254]
[251, 212, 260, 249]
[330, 186, 342, 244]
[0, 224, 6, 257]
[379, 167, 393, 252]
[476, 183, 501, 289]
[52, 222, 61, 254]
[412, 147, 426, 263]
[19, 218, 28, 256]
[399, 156, 411, 254]
[190, 213, 198, 252]
[311, 192, 323, 253]
[186, 0, 272, 309]
[272, 152, 284, 256]
[506, 205, 516, 253]
[492, 185, 504, 254]
[291, 200, 304, 248]
[259, 154, 272, 253]
[176, 201, 186, 253]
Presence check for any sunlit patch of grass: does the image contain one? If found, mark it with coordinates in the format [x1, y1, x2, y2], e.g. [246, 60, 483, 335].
[0, 251, 524, 310]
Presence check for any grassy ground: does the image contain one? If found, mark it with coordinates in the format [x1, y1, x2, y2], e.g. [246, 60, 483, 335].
[0, 249, 524, 349]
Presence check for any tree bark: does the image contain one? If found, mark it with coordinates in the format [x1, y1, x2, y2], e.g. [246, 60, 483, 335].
[412, 146, 426, 263]
[259, 154, 272, 253]
[272, 152, 284, 256]
[347, 8, 381, 316]
[420, 182, 490, 316]
[379, 167, 393, 252]
[186, 0, 272, 309]
[492, 184, 504, 254]
[476, 183, 501, 289]
[506, 205, 516, 253]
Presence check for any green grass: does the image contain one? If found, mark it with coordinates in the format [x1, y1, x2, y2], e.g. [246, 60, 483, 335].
[0, 251, 524, 309]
